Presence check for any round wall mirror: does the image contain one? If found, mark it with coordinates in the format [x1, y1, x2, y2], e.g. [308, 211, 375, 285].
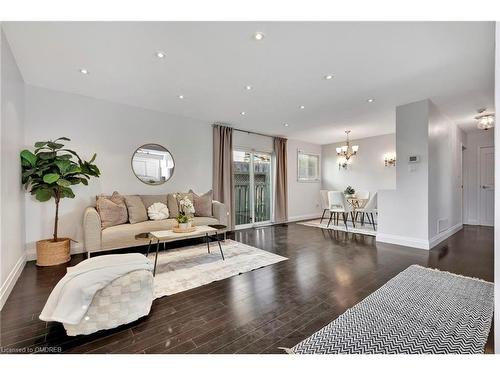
[131, 144, 175, 185]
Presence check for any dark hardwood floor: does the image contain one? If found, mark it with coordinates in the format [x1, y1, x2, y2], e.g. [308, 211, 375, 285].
[0, 223, 494, 354]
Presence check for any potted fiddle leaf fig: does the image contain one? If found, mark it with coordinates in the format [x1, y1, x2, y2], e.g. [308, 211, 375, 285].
[21, 137, 100, 266]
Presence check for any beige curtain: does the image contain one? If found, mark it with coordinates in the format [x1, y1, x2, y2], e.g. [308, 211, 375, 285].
[213, 124, 234, 229]
[274, 137, 288, 223]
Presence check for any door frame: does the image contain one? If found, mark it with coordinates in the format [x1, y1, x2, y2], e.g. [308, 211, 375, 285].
[233, 147, 274, 229]
[478, 145, 494, 227]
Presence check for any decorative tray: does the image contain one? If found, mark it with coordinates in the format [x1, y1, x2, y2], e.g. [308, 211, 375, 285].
[172, 226, 197, 233]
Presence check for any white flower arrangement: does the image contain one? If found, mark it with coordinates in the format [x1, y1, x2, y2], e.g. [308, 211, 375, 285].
[179, 197, 195, 215]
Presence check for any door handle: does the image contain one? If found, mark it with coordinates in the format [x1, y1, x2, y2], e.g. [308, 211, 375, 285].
[482, 185, 493, 189]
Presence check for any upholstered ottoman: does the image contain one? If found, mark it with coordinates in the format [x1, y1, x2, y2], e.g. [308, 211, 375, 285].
[40, 253, 154, 336]
[63, 269, 154, 336]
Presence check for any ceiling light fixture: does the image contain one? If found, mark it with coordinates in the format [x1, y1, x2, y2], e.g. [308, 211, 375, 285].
[299, 105, 305, 109]
[79, 68, 89, 75]
[245, 85, 253, 90]
[284, 123, 289, 127]
[336, 130, 359, 169]
[475, 108, 495, 130]
[240, 111, 246, 116]
[155, 51, 166, 59]
[367, 98, 375, 103]
[178, 95, 184, 99]
[324, 74, 334, 80]
[253, 32, 265, 41]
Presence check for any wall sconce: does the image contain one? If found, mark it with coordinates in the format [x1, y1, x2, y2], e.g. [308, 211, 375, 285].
[384, 154, 396, 167]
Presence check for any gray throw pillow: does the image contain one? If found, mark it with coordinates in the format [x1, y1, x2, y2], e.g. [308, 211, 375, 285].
[124, 195, 148, 224]
[96, 191, 128, 229]
[140, 194, 168, 211]
[189, 189, 213, 217]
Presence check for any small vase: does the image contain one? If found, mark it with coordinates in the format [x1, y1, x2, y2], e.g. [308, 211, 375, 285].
[178, 223, 189, 230]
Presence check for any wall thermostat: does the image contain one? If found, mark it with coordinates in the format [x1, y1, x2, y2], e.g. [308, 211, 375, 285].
[408, 155, 420, 163]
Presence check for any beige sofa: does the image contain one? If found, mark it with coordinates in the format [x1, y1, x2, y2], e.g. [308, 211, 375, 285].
[84, 194, 227, 255]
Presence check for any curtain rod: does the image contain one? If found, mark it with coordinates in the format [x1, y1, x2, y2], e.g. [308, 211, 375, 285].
[212, 123, 278, 139]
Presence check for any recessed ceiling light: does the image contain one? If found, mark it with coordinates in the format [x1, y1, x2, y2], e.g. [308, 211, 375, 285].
[324, 74, 334, 80]
[79, 68, 89, 75]
[253, 32, 265, 41]
[367, 98, 375, 103]
[178, 95, 184, 99]
[299, 105, 305, 109]
[245, 85, 253, 90]
[284, 123, 289, 127]
[240, 111, 246, 116]
[155, 51, 166, 59]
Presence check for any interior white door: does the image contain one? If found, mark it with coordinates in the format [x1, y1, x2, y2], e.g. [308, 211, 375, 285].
[479, 146, 494, 226]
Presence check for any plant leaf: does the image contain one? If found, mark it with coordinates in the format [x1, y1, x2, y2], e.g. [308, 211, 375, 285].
[43, 173, 60, 184]
[60, 187, 75, 198]
[54, 137, 70, 142]
[89, 153, 97, 163]
[56, 179, 71, 187]
[20, 150, 37, 167]
[54, 159, 71, 174]
[34, 141, 48, 148]
[35, 189, 53, 202]
[47, 142, 64, 150]
[38, 151, 56, 160]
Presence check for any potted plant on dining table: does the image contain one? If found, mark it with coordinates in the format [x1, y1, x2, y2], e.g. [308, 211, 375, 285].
[344, 185, 356, 198]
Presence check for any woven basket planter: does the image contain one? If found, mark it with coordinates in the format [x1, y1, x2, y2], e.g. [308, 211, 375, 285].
[36, 238, 71, 266]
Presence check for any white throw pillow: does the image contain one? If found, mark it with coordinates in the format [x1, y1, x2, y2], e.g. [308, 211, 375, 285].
[147, 202, 169, 221]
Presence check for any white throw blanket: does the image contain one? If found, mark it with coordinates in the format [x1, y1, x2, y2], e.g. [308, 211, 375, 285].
[39, 253, 153, 325]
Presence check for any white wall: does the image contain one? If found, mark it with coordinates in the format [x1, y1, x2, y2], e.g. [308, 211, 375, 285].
[287, 139, 322, 221]
[0, 29, 26, 309]
[378, 99, 465, 250]
[23, 85, 213, 256]
[321, 133, 396, 195]
[463, 129, 494, 225]
[377, 100, 430, 249]
[428, 102, 465, 243]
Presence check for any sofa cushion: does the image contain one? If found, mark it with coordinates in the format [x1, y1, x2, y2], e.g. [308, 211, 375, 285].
[100, 216, 220, 250]
[191, 216, 219, 227]
[189, 189, 213, 217]
[124, 195, 148, 224]
[96, 192, 128, 229]
[102, 219, 177, 250]
[167, 192, 194, 218]
[140, 195, 168, 211]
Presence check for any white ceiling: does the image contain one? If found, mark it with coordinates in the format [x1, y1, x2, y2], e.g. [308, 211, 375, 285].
[3, 21, 495, 144]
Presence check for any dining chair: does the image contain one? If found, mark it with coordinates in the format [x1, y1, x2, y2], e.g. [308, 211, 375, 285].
[319, 190, 330, 224]
[327, 191, 355, 230]
[354, 190, 370, 208]
[355, 192, 377, 230]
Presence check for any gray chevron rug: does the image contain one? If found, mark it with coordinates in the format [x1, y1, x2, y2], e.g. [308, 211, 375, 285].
[289, 265, 494, 354]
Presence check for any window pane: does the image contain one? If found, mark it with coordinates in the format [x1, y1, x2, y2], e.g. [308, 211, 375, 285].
[298, 153, 319, 181]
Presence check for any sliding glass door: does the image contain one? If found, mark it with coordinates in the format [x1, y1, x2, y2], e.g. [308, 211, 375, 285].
[233, 150, 273, 228]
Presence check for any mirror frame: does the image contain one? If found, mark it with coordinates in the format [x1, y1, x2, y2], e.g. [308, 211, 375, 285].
[131, 143, 175, 185]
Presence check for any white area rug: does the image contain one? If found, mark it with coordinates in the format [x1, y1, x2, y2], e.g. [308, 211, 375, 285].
[298, 218, 377, 236]
[149, 239, 287, 298]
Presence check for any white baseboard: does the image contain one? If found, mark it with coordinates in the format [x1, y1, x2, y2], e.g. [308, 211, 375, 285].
[0, 254, 26, 310]
[464, 219, 478, 225]
[377, 223, 464, 251]
[429, 223, 463, 248]
[376, 233, 430, 250]
[287, 213, 322, 223]
[25, 242, 85, 261]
